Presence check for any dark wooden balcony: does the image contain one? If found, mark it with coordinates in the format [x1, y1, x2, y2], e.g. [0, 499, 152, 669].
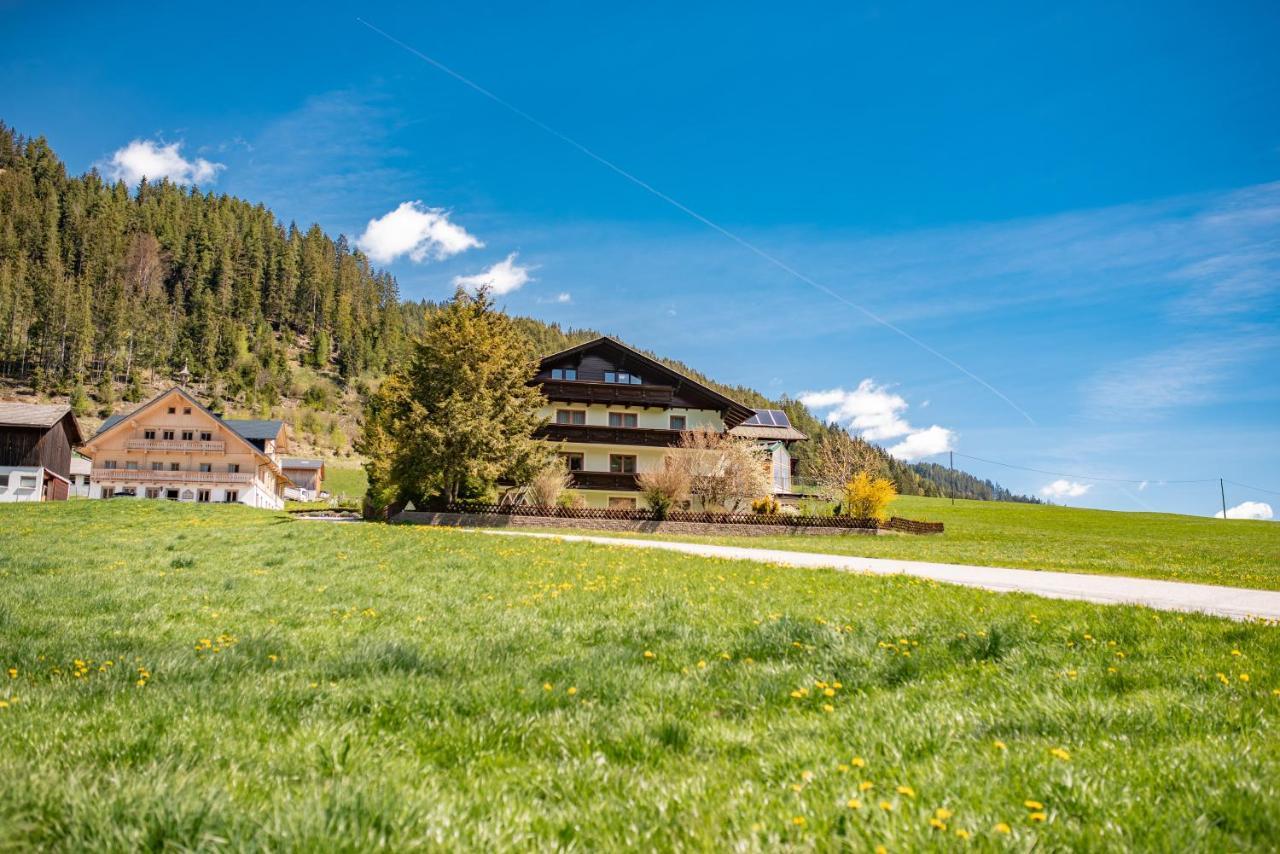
[537, 423, 686, 447]
[539, 379, 675, 407]
[569, 471, 640, 491]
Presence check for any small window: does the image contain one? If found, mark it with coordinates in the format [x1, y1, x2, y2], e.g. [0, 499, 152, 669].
[197, 489, 211, 503]
[18, 475, 37, 489]
[103, 460, 118, 470]
[550, 368, 577, 380]
[669, 415, 687, 431]
[560, 452, 584, 472]
[198, 463, 211, 473]
[125, 461, 138, 470]
[169, 462, 180, 472]
[608, 412, 638, 428]
[167, 407, 176, 414]
[166, 489, 179, 500]
[228, 464, 239, 473]
[608, 496, 637, 509]
[609, 454, 636, 474]
[151, 461, 163, 471]
[555, 409, 586, 425]
[224, 490, 238, 504]
[144, 429, 156, 440]
[145, 487, 162, 499]
[603, 371, 640, 384]
[162, 430, 175, 441]
[200, 432, 212, 442]
[181, 431, 194, 441]
[183, 407, 192, 415]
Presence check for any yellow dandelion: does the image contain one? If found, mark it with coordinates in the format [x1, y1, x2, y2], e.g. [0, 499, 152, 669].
[567, 686, 577, 695]
[643, 650, 656, 660]
[1216, 672, 1230, 684]
[0, 700, 8, 709]
[1049, 747, 1071, 761]
[879, 801, 893, 812]
[837, 763, 850, 773]
[935, 808, 954, 820]
[823, 687, 835, 697]
[6, 668, 16, 679]
[543, 682, 553, 691]
[851, 756, 866, 768]
[994, 822, 1011, 834]
[697, 660, 707, 669]
[896, 785, 916, 798]
[1231, 649, 1242, 656]
[1239, 673, 1250, 682]
[875, 847, 887, 854]
[955, 828, 971, 839]
[1028, 812, 1046, 823]
[822, 703, 835, 713]
[792, 816, 806, 827]
[801, 770, 814, 781]
[847, 798, 862, 810]
[859, 781, 875, 792]
[993, 740, 1007, 751]
[1024, 800, 1044, 810]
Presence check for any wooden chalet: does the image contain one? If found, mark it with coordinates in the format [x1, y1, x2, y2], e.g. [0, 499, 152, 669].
[0, 402, 84, 502]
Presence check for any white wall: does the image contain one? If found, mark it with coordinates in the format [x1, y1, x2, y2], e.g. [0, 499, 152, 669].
[538, 403, 725, 431]
[95, 481, 282, 510]
[0, 467, 45, 503]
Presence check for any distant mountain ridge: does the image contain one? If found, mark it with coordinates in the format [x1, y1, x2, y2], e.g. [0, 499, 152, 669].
[0, 120, 1035, 502]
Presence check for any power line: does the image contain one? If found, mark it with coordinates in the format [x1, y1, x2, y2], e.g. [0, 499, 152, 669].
[1224, 479, 1280, 498]
[949, 452, 1219, 485]
[354, 17, 1037, 426]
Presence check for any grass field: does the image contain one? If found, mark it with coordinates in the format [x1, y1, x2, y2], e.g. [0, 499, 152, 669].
[537, 495, 1280, 590]
[1, 501, 1278, 849]
[323, 463, 368, 503]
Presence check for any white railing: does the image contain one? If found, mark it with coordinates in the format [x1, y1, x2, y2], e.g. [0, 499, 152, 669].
[125, 439, 226, 452]
[93, 469, 254, 484]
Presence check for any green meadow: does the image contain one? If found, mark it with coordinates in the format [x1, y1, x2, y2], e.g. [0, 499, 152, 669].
[540, 495, 1280, 590]
[1, 501, 1278, 850]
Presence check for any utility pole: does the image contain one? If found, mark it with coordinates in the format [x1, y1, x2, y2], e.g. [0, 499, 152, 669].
[1220, 478, 1228, 520]
[950, 451, 955, 506]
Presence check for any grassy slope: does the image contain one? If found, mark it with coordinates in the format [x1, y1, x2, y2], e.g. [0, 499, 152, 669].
[537, 495, 1280, 590]
[1, 502, 1278, 849]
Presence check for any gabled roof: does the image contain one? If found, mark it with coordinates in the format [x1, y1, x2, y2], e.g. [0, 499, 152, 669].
[223, 419, 285, 441]
[282, 458, 324, 470]
[538, 336, 756, 428]
[86, 387, 282, 469]
[730, 408, 808, 442]
[0, 402, 84, 444]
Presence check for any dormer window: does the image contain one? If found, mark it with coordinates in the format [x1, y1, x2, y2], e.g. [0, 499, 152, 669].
[603, 371, 642, 385]
[550, 368, 577, 380]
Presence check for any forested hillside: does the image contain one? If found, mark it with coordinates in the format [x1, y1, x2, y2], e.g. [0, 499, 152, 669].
[0, 122, 1033, 501]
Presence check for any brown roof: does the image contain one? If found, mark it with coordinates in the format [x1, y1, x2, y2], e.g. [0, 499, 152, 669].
[0, 402, 83, 443]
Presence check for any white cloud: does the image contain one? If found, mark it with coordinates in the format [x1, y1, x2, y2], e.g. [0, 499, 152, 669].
[104, 139, 223, 186]
[453, 252, 534, 295]
[800, 380, 953, 461]
[1041, 479, 1092, 499]
[1214, 501, 1273, 520]
[356, 201, 482, 265]
[1137, 480, 1149, 491]
[886, 425, 955, 461]
[553, 292, 571, 303]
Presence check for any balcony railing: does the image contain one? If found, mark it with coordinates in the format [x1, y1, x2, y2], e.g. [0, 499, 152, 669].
[537, 423, 688, 447]
[568, 471, 640, 491]
[93, 468, 254, 484]
[125, 438, 226, 453]
[539, 380, 675, 407]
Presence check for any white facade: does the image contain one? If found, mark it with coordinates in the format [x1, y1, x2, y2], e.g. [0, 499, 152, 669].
[0, 466, 45, 503]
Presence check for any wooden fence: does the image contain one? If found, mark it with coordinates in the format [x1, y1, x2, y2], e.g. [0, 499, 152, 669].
[443, 502, 943, 533]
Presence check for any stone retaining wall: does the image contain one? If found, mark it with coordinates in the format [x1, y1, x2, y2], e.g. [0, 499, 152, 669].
[393, 511, 884, 537]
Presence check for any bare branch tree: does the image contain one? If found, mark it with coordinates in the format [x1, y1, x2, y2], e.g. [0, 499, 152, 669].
[670, 427, 771, 512]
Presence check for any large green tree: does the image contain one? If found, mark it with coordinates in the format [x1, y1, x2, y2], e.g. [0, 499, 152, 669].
[359, 288, 548, 511]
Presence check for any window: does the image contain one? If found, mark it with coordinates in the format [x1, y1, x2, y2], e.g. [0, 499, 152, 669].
[198, 463, 212, 473]
[608, 412, 638, 428]
[144, 429, 156, 440]
[183, 407, 192, 415]
[181, 431, 194, 441]
[200, 431, 212, 441]
[224, 490, 238, 504]
[18, 475, 37, 489]
[103, 460, 118, 470]
[145, 487, 162, 499]
[162, 430, 175, 441]
[560, 452, 584, 472]
[609, 454, 636, 474]
[169, 462, 180, 471]
[669, 415, 687, 431]
[166, 489, 179, 501]
[603, 371, 642, 385]
[555, 409, 586, 425]
[608, 496, 637, 509]
[167, 407, 176, 414]
[125, 461, 138, 470]
[550, 367, 577, 380]
[228, 463, 239, 473]
[118, 487, 136, 497]
[151, 461, 163, 471]
[197, 489, 211, 503]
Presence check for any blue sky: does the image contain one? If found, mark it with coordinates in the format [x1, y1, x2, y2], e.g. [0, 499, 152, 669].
[3, 1, 1278, 516]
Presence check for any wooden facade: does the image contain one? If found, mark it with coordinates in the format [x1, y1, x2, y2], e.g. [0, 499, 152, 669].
[0, 404, 83, 502]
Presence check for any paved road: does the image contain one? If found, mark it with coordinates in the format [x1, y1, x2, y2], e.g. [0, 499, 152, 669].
[480, 530, 1280, 622]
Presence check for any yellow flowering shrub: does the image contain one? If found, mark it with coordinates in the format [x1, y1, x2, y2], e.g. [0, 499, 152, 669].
[840, 472, 898, 521]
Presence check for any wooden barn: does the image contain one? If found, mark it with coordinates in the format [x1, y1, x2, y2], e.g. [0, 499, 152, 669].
[0, 402, 84, 502]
